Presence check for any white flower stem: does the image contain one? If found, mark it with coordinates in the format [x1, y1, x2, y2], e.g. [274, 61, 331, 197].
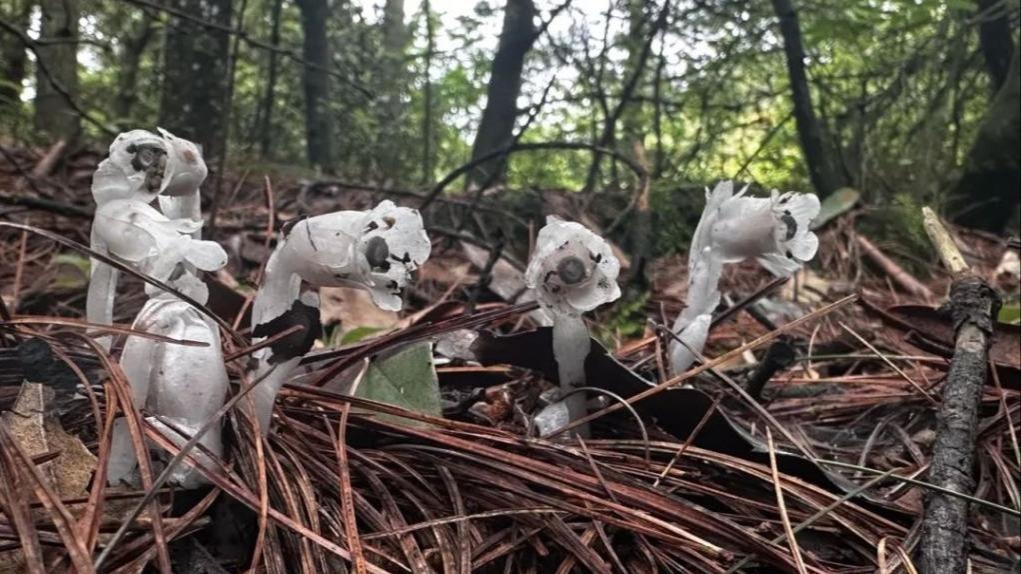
[250, 358, 298, 437]
[87, 258, 118, 349]
[552, 313, 591, 433]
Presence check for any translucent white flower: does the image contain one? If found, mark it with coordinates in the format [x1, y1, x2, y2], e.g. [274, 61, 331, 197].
[107, 273, 227, 488]
[248, 200, 432, 435]
[524, 216, 621, 317]
[91, 128, 207, 205]
[87, 199, 228, 333]
[524, 217, 621, 434]
[253, 200, 431, 327]
[691, 181, 821, 277]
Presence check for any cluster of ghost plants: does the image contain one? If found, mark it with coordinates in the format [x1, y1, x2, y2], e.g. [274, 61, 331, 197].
[88, 130, 819, 488]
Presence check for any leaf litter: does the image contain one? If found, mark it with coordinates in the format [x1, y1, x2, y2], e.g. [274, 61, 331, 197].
[0, 147, 1018, 573]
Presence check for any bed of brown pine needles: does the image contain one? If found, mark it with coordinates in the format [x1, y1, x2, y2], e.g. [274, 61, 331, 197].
[0, 143, 1018, 573]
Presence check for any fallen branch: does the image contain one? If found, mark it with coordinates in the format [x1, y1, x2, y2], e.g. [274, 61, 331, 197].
[918, 207, 1001, 574]
[856, 234, 934, 301]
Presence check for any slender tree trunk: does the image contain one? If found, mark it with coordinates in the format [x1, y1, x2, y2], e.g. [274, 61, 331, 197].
[652, 35, 665, 178]
[421, 0, 434, 183]
[296, 0, 334, 171]
[583, 0, 667, 192]
[976, 0, 1015, 93]
[377, 0, 407, 178]
[621, 0, 647, 161]
[770, 0, 846, 197]
[114, 17, 154, 121]
[258, 0, 284, 158]
[0, 0, 30, 119]
[467, 0, 537, 188]
[34, 0, 80, 140]
[159, 0, 232, 162]
[949, 44, 1020, 232]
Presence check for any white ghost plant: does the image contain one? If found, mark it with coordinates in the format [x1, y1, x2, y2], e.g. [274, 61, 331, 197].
[107, 272, 229, 488]
[524, 216, 621, 433]
[87, 130, 221, 347]
[249, 200, 432, 435]
[691, 181, 821, 277]
[669, 181, 820, 375]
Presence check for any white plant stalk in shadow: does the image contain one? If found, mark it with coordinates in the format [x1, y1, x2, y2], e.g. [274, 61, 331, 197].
[524, 216, 621, 436]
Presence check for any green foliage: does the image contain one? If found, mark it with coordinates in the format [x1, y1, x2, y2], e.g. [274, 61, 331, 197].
[356, 341, 441, 426]
[649, 181, 705, 257]
[860, 193, 936, 274]
[594, 290, 649, 346]
[999, 304, 1021, 326]
[0, 0, 1008, 246]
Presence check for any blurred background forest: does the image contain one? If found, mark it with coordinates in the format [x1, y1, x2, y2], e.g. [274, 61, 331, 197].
[0, 0, 1019, 248]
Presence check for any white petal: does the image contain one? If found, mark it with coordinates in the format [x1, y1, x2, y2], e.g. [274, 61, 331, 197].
[756, 252, 803, 277]
[564, 273, 619, 312]
[156, 128, 208, 196]
[776, 191, 821, 224]
[789, 230, 819, 261]
[182, 238, 228, 271]
[367, 286, 404, 311]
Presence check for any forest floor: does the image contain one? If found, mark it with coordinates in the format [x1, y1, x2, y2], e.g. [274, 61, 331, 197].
[0, 142, 1019, 573]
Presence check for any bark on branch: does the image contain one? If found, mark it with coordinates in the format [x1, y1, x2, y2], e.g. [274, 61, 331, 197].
[919, 207, 1002, 574]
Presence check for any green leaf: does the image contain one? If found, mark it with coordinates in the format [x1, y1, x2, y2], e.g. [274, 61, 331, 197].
[356, 342, 441, 426]
[998, 304, 1021, 326]
[341, 325, 385, 345]
[52, 253, 91, 289]
[811, 187, 860, 230]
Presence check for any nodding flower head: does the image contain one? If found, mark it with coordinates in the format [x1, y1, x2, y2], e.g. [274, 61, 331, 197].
[276, 200, 431, 313]
[692, 181, 820, 277]
[525, 216, 621, 316]
[354, 200, 432, 309]
[91, 129, 207, 205]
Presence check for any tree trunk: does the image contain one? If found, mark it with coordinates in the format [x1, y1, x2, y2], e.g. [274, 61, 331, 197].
[467, 0, 537, 188]
[421, 0, 434, 183]
[296, 0, 334, 171]
[583, 1, 667, 192]
[976, 0, 1014, 93]
[770, 0, 846, 197]
[0, 0, 30, 118]
[377, 0, 407, 178]
[34, 0, 80, 140]
[258, 0, 284, 159]
[949, 44, 1020, 232]
[621, 0, 647, 162]
[159, 0, 232, 163]
[114, 17, 154, 121]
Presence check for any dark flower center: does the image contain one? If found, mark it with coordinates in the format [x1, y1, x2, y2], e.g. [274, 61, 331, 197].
[780, 211, 798, 241]
[365, 236, 390, 270]
[127, 143, 166, 173]
[556, 256, 587, 284]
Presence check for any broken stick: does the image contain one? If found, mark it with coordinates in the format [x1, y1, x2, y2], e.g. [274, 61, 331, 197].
[918, 207, 1001, 574]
